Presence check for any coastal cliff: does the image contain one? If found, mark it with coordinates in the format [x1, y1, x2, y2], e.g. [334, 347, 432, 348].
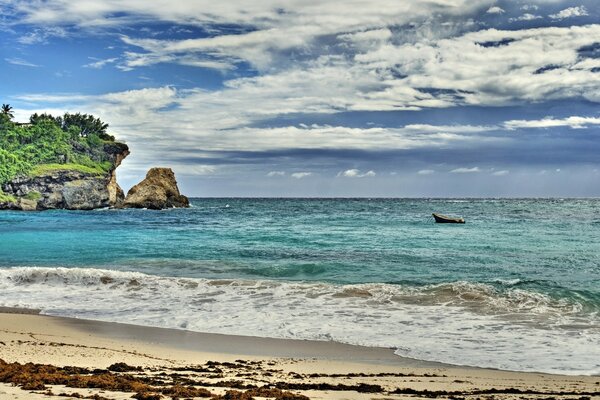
[0, 142, 129, 211]
[0, 108, 188, 211]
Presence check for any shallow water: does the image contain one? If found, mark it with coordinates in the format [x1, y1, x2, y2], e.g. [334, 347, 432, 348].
[1, 198, 599, 374]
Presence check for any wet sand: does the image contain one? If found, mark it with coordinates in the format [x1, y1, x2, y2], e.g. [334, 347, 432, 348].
[0, 310, 598, 399]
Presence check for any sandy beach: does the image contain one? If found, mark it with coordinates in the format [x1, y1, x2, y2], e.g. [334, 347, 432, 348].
[0, 310, 597, 400]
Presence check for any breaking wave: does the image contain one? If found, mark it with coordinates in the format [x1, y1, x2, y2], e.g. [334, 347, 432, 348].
[1, 267, 599, 375]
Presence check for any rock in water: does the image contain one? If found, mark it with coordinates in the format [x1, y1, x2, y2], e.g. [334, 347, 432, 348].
[124, 168, 189, 210]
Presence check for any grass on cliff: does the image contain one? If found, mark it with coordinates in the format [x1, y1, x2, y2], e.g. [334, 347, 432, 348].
[28, 162, 111, 177]
[23, 190, 42, 201]
[0, 189, 16, 203]
[0, 111, 121, 186]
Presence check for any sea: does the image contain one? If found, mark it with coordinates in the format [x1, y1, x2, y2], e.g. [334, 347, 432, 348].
[0, 198, 598, 375]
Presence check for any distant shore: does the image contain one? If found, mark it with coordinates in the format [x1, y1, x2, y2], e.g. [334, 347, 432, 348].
[0, 309, 598, 400]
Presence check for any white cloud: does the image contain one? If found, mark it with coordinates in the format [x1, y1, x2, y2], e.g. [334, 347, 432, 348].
[521, 5, 539, 11]
[84, 57, 118, 69]
[549, 6, 588, 20]
[417, 169, 435, 175]
[505, 116, 600, 130]
[509, 13, 542, 22]
[267, 171, 285, 177]
[14, 89, 498, 154]
[17, 27, 67, 45]
[7, 0, 490, 72]
[450, 167, 480, 173]
[339, 28, 393, 43]
[337, 169, 376, 178]
[5, 57, 39, 67]
[6, 2, 600, 114]
[403, 124, 494, 133]
[355, 24, 600, 108]
[492, 170, 509, 176]
[13, 93, 91, 103]
[177, 165, 216, 175]
[291, 172, 313, 179]
[7, 2, 600, 184]
[486, 6, 504, 14]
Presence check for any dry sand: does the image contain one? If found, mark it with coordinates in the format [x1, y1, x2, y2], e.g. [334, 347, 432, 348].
[0, 310, 598, 400]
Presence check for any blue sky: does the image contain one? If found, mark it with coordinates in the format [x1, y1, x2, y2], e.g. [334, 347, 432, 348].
[1, 0, 599, 197]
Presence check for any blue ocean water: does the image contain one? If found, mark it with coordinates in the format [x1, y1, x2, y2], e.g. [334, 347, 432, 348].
[1, 198, 599, 374]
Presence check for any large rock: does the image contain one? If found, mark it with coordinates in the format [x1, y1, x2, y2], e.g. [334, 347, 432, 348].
[0, 142, 129, 211]
[2, 172, 109, 210]
[123, 168, 189, 210]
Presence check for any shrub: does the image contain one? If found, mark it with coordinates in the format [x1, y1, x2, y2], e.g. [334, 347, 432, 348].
[0, 110, 121, 185]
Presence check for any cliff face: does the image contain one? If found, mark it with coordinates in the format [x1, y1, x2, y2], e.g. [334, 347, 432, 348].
[124, 168, 189, 210]
[0, 142, 129, 211]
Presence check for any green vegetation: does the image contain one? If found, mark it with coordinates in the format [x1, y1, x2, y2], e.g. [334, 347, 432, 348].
[29, 163, 110, 177]
[23, 191, 42, 201]
[1, 104, 14, 120]
[0, 105, 120, 186]
[0, 189, 16, 203]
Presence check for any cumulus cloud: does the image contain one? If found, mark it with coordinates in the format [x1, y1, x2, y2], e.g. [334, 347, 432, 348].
[6, 0, 483, 28]
[291, 172, 313, 179]
[509, 13, 542, 22]
[417, 169, 435, 175]
[266, 171, 285, 177]
[91, 23, 600, 128]
[6, 1, 600, 114]
[549, 6, 588, 20]
[5, 0, 600, 193]
[450, 167, 480, 173]
[14, 89, 498, 154]
[4, 0, 491, 72]
[486, 6, 504, 14]
[505, 116, 600, 129]
[337, 169, 376, 178]
[403, 124, 494, 133]
[521, 5, 538, 11]
[492, 170, 509, 176]
[354, 24, 600, 108]
[13, 82, 597, 185]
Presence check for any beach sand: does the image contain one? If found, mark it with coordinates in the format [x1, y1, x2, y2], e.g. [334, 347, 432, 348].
[0, 310, 598, 399]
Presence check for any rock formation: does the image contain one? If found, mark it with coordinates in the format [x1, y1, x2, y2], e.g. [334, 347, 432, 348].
[123, 168, 189, 210]
[0, 142, 129, 211]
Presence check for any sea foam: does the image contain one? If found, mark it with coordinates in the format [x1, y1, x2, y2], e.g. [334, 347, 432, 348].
[1, 266, 598, 375]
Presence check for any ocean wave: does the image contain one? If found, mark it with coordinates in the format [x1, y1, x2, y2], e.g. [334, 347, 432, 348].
[0, 267, 599, 375]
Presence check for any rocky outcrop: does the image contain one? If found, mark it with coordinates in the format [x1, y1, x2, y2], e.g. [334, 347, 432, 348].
[123, 168, 189, 210]
[0, 142, 129, 211]
[105, 142, 130, 207]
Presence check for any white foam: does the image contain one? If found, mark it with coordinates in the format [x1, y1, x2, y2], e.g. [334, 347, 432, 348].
[0, 267, 598, 375]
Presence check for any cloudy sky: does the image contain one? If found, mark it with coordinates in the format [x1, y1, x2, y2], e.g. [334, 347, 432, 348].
[1, 0, 599, 197]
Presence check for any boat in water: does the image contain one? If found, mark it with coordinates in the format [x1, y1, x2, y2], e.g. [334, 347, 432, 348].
[432, 213, 465, 224]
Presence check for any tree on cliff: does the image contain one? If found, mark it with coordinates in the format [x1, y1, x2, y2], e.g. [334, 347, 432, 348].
[1, 104, 14, 120]
[1, 108, 122, 187]
[62, 113, 111, 140]
[29, 112, 115, 142]
[29, 112, 60, 125]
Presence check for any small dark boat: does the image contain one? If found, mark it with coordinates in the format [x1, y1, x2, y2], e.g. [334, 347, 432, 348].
[432, 213, 465, 224]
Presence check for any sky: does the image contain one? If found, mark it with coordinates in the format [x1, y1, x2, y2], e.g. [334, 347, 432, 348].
[1, 0, 599, 197]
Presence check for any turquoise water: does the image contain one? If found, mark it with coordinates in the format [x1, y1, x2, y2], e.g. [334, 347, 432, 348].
[1, 199, 599, 374]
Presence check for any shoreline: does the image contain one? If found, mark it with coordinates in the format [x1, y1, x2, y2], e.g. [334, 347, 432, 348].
[0, 306, 449, 368]
[1, 306, 598, 375]
[0, 309, 598, 400]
